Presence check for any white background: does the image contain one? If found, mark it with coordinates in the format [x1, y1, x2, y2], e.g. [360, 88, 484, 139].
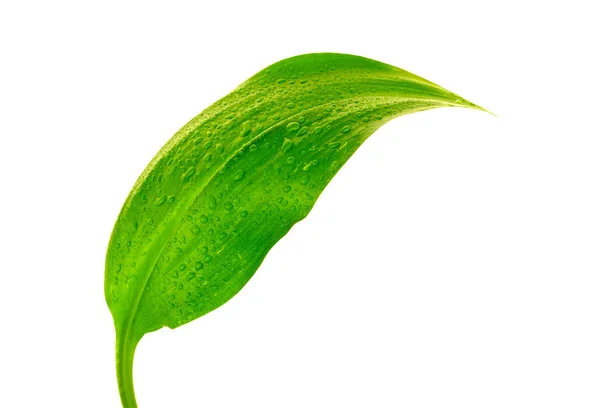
[1, 1, 599, 407]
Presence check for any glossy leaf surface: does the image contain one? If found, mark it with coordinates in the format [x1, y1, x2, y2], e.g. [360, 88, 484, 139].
[105, 53, 485, 407]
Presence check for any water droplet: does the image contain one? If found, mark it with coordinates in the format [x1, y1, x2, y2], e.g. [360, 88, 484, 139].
[200, 214, 209, 224]
[179, 263, 187, 271]
[286, 156, 295, 164]
[208, 196, 217, 210]
[300, 175, 309, 185]
[240, 120, 252, 137]
[186, 272, 196, 281]
[203, 140, 213, 149]
[341, 125, 351, 133]
[190, 224, 201, 235]
[219, 232, 228, 241]
[167, 195, 176, 203]
[183, 167, 196, 183]
[234, 169, 245, 181]
[216, 143, 224, 154]
[277, 78, 286, 84]
[286, 122, 300, 132]
[201, 246, 209, 254]
[240, 210, 248, 218]
[281, 138, 294, 153]
[204, 254, 213, 263]
[329, 142, 341, 148]
[287, 102, 295, 109]
[302, 163, 312, 172]
[283, 185, 292, 193]
[224, 201, 233, 210]
[298, 126, 308, 136]
[154, 195, 166, 206]
[204, 153, 213, 162]
[249, 144, 257, 152]
[195, 261, 204, 270]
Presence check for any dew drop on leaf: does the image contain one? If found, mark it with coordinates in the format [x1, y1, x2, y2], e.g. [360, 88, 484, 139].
[286, 122, 300, 132]
[154, 195, 166, 206]
[234, 169, 245, 181]
[183, 167, 196, 182]
[208, 196, 217, 210]
[281, 138, 294, 153]
[240, 121, 252, 137]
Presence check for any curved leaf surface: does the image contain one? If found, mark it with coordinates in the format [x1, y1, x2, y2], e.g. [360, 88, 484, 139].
[105, 52, 486, 407]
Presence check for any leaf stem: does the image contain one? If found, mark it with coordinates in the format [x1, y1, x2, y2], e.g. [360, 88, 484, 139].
[116, 327, 141, 408]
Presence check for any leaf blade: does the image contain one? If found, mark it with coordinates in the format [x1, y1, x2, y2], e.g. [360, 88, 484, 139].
[105, 52, 487, 407]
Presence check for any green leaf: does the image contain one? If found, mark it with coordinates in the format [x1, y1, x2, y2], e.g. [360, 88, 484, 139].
[105, 52, 487, 407]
